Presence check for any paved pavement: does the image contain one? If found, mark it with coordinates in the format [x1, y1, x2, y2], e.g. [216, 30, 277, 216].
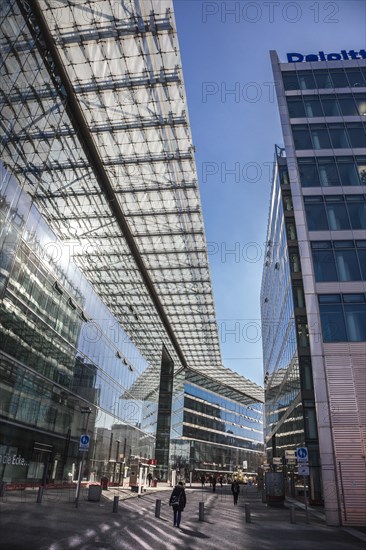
[0, 483, 365, 549]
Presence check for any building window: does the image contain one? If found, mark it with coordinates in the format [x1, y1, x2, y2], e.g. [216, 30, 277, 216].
[298, 156, 365, 188]
[319, 159, 339, 186]
[319, 293, 366, 342]
[311, 240, 365, 282]
[311, 242, 337, 282]
[282, 68, 366, 91]
[292, 123, 366, 151]
[304, 197, 328, 230]
[304, 195, 366, 231]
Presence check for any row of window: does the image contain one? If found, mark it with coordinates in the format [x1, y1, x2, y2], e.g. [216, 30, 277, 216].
[298, 156, 366, 187]
[311, 240, 366, 282]
[319, 293, 366, 342]
[304, 194, 366, 231]
[283, 68, 366, 91]
[292, 123, 366, 150]
[287, 94, 366, 119]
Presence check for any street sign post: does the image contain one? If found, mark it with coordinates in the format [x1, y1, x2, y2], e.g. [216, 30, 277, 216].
[296, 447, 308, 462]
[76, 434, 91, 508]
[79, 434, 90, 452]
[298, 464, 309, 476]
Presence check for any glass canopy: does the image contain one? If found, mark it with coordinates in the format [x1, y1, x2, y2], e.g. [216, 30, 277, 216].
[0, 0, 263, 403]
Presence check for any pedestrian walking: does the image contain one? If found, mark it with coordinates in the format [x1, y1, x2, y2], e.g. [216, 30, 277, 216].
[212, 475, 217, 492]
[200, 473, 205, 488]
[147, 472, 152, 486]
[169, 481, 186, 528]
[231, 479, 240, 505]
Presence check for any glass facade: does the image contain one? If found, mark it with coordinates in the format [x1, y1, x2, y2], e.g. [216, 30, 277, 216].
[261, 152, 319, 488]
[0, 169, 156, 484]
[169, 369, 264, 480]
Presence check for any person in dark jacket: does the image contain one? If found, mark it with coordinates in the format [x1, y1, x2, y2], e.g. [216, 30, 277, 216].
[169, 481, 186, 527]
[231, 479, 240, 505]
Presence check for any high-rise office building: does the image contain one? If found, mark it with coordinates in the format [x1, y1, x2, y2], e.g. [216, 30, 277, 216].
[261, 50, 366, 526]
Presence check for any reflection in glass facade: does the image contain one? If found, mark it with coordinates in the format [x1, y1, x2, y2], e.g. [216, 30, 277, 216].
[0, 169, 155, 484]
[268, 51, 366, 526]
[169, 369, 264, 479]
[261, 149, 321, 504]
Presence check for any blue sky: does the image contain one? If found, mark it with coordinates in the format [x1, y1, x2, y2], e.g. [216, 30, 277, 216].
[173, 0, 366, 385]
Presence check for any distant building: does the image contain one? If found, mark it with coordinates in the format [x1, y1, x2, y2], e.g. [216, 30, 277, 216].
[261, 50, 366, 526]
[169, 367, 264, 480]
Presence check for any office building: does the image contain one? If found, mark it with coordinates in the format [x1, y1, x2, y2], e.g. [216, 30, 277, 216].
[261, 50, 366, 526]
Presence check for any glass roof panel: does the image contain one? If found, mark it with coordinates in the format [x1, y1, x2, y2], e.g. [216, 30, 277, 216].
[0, 0, 263, 403]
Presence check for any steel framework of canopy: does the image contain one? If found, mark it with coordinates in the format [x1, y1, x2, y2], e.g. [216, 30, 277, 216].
[0, 0, 263, 403]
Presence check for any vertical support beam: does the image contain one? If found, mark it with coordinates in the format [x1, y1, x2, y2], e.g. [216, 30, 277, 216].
[155, 346, 174, 482]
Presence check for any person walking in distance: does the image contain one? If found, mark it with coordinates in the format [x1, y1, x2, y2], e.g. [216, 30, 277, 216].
[147, 472, 152, 486]
[231, 479, 240, 505]
[169, 481, 186, 527]
[200, 473, 205, 488]
[212, 475, 217, 492]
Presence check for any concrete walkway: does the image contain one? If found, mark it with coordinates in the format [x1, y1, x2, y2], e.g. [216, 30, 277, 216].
[0, 484, 365, 549]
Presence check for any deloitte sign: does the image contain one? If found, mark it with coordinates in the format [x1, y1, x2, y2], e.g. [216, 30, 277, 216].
[287, 49, 366, 63]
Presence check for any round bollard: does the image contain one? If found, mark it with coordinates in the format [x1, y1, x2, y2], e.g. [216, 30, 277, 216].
[290, 504, 296, 524]
[199, 501, 204, 521]
[0, 482, 6, 497]
[113, 496, 119, 513]
[245, 503, 251, 523]
[36, 487, 44, 504]
[155, 499, 161, 518]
